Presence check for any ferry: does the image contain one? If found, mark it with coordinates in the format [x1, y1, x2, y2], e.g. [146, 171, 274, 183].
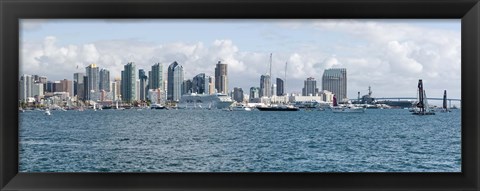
[178, 93, 234, 109]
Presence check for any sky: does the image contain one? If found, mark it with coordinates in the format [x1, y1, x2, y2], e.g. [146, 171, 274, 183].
[20, 19, 461, 103]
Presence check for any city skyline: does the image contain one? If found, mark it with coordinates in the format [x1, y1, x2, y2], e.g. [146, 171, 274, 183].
[20, 19, 461, 99]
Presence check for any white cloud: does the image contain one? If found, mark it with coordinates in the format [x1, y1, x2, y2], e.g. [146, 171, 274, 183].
[20, 20, 461, 101]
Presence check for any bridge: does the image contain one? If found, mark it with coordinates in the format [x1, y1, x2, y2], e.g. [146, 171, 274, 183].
[370, 97, 461, 108]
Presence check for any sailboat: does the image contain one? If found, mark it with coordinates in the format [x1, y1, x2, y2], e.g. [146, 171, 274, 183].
[412, 79, 435, 115]
[441, 90, 451, 112]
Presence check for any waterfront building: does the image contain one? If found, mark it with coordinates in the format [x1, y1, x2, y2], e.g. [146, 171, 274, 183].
[192, 73, 206, 94]
[85, 64, 100, 100]
[233, 87, 244, 103]
[167, 61, 184, 101]
[83, 76, 89, 100]
[214, 61, 228, 94]
[149, 63, 163, 90]
[121, 62, 137, 103]
[271, 83, 276, 97]
[111, 82, 117, 101]
[207, 76, 215, 95]
[182, 79, 193, 95]
[319, 90, 334, 103]
[249, 87, 261, 103]
[139, 69, 148, 101]
[19, 74, 33, 102]
[136, 79, 141, 101]
[99, 68, 110, 92]
[73, 73, 84, 100]
[322, 68, 347, 100]
[302, 77, 319, 96]
[59, 79, 73, 97]
[260, 74, 271, 98]
[32, 83, 44, 98]
[46, 81, 55, 93]
[114, 77, 121, 101]
[276, 78, 284, 96]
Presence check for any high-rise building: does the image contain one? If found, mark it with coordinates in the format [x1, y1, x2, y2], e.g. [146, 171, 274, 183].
[302, 77, 318, 96]
[233, 87, 244, 103]
[19, 74, 33, 101]
[149, 63, 163, 90]
[111, 82, 117, 101]
[214, 61, 228, 94]
[59, 79, 73, 96]
[249, 87, 260, 99]
[139, 69, 148, 101]
[73, 73, 84, 100]
[167, 61, 184, 101]
[182, 79, 193, 95]
[276, 78, 284, 96]
[114, 77, 121, 101]
[322, 68, 347, 100]
[46, 81, 55, 93]
[85, 64, 99, 100]
[99, 68, 110, 92]
[121, 62, 137, 103]
[192, 73, 214, 94]
[83, 76, 89, 100]
[260, 74, 271, 97]
[206, 76, 214, 95]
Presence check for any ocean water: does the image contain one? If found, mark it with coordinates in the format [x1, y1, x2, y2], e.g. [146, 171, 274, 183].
[19, 108, 461, 172]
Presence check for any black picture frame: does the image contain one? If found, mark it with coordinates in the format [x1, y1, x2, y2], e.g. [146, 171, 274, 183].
[1, 0, 479, 190]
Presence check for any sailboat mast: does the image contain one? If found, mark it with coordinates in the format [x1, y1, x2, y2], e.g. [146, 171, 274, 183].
[443, 90, 447, 109]
[284, 62, 287, 96]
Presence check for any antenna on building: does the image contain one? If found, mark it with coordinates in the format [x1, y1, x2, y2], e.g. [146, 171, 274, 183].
[269, 53, 272, 77]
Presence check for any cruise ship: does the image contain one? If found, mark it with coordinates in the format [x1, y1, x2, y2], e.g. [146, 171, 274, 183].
[177, 93, 234, 109]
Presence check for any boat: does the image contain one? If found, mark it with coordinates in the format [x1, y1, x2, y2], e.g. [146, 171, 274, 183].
[256, 104, 299, 111]
[330, 95, 365, 113]
[229, 104, 252, 111]
[178, 93, 234, 109]
[44, 109, 51, 116]
[412, 79, 435, 115]
[440, 90, 451, 113]
[150, 104, 166, 110]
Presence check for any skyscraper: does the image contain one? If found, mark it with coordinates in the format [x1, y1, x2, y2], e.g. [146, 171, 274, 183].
[73, 73, 84, 100]
[182, 79, 193, 95]
[149, 63, 163, 90]
[139, 69, 148, 101]
[233, 87, 244, 103]
[121, 62, 137, 103]
[206, 76, 214, 95]
[249, 87, 260, 99]
[260, 74, 271, 98]
[302, 77, 318, 96]
[167, 61, 184, 101]
[19, 74, 33, 102]
[59, 79, 73, 96]
[99, 68, 110, 92]
[114, 77, 121, 101]
[276, 78, 284, 96]
[192, 73, 207, 94]
[214, 61, 228, 94]
[322, 68, 347, 100]
[85, 64, 99, 100]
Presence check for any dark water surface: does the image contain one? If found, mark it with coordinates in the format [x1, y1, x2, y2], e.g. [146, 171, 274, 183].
[19, 109, 461, 172]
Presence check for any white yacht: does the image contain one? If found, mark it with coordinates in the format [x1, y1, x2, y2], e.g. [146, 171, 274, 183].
[178, 93, 234, 109]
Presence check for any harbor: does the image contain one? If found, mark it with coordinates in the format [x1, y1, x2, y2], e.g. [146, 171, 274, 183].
[19, 107, 461, 172]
